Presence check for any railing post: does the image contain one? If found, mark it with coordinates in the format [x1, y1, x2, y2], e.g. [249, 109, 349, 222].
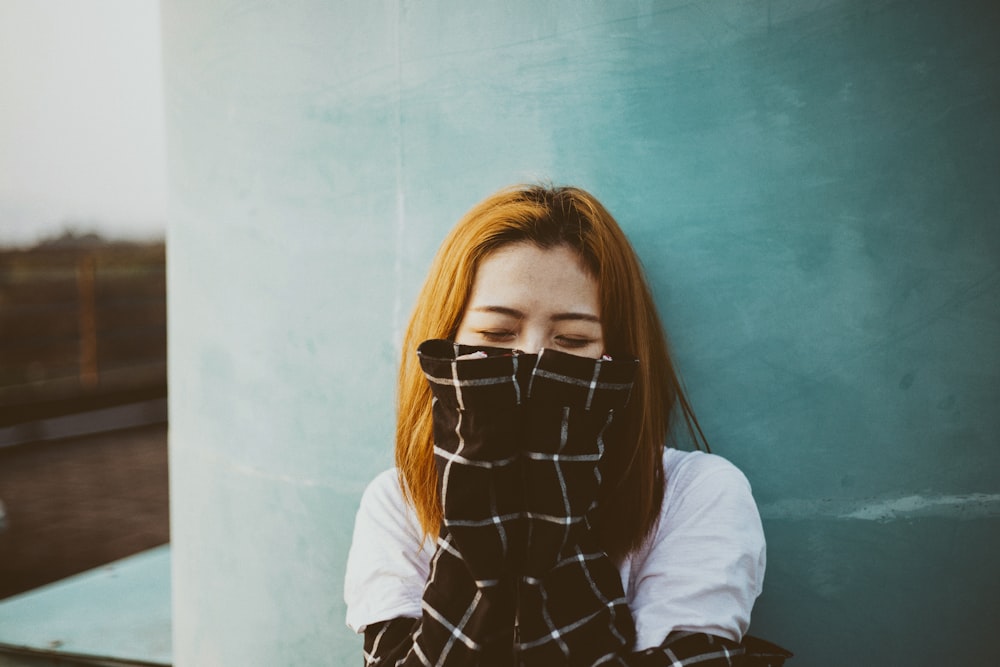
[77, 254, 98, 389]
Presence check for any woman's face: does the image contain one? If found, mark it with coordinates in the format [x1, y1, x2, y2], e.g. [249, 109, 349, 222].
[454, 242, 604, 358]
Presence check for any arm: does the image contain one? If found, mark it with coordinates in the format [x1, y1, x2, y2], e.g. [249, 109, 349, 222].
[515, 348, 638, 665]
[630, 453, 766, 649]
[360, 340, 524, 665]
[515, 349, 754, 666]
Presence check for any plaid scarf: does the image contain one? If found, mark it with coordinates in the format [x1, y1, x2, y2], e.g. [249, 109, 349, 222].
[363, 340, 790, 667]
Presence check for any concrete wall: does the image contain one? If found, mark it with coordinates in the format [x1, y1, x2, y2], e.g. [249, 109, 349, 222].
[163, 1, 1000, 664]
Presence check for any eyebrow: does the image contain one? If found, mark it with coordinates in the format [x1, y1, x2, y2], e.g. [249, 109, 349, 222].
[470, 305, 601, 323]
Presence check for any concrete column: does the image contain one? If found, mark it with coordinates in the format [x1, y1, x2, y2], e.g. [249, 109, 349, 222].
[163, 1, 1000, 664]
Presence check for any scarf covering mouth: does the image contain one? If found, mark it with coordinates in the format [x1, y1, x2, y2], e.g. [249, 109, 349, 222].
[361, 340, 789, 666]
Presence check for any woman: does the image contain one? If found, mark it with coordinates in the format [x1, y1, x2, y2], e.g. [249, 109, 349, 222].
[345, 185, 778, 665]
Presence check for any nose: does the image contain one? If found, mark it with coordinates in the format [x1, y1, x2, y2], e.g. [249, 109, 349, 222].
[518, 329, 544, 355]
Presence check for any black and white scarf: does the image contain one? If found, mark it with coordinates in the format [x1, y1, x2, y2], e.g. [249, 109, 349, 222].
[363, 339, 791, 667]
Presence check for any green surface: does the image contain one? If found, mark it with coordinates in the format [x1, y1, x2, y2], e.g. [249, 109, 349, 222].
[163, 0, 1000, 664]
[0, 547, 170, 666]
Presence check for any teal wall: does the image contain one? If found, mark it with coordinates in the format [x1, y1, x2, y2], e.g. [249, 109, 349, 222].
[163, 1, 1000, 664]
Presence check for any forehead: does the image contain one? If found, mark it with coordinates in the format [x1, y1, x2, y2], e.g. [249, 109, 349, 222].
[467, 242, 600, 311]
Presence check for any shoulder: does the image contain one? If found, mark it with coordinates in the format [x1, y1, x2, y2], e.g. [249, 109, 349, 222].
[655, 448, 763, 553]
[662, 447, 751, 489]
[663, 449, 751, 510]
[659, 449, 757, 518]
[344, 469, 429, 633]
[626, 449, 765, 648]
[356, 468, 413, 525]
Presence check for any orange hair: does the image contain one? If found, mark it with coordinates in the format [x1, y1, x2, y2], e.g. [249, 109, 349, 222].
[395, 184, 707, 560]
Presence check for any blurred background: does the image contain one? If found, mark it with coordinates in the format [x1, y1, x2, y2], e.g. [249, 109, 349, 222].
[0, 0, 168, 600]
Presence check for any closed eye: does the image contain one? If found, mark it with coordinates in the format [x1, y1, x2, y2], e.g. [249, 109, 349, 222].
[479, 330, 516, 343]
[555, 336, 594, 349]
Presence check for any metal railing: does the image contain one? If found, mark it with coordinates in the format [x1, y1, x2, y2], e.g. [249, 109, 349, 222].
[0, 242, 167, 428]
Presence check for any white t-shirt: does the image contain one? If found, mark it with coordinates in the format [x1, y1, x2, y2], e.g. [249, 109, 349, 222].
[344, 448, 766, 651]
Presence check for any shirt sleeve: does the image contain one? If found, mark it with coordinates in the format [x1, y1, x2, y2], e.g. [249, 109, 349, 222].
[628, 451, 766, 650]
[344, 469, 430, 633]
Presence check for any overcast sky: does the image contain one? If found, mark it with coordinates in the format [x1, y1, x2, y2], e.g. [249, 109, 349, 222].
[0, 0, 166, 246]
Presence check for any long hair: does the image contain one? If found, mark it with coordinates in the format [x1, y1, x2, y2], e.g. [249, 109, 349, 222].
[395, 184, 707, 560]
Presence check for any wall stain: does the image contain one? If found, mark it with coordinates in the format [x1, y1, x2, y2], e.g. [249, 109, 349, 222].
[760, 493, 1000, 522]
[899, 372, 915, 389]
